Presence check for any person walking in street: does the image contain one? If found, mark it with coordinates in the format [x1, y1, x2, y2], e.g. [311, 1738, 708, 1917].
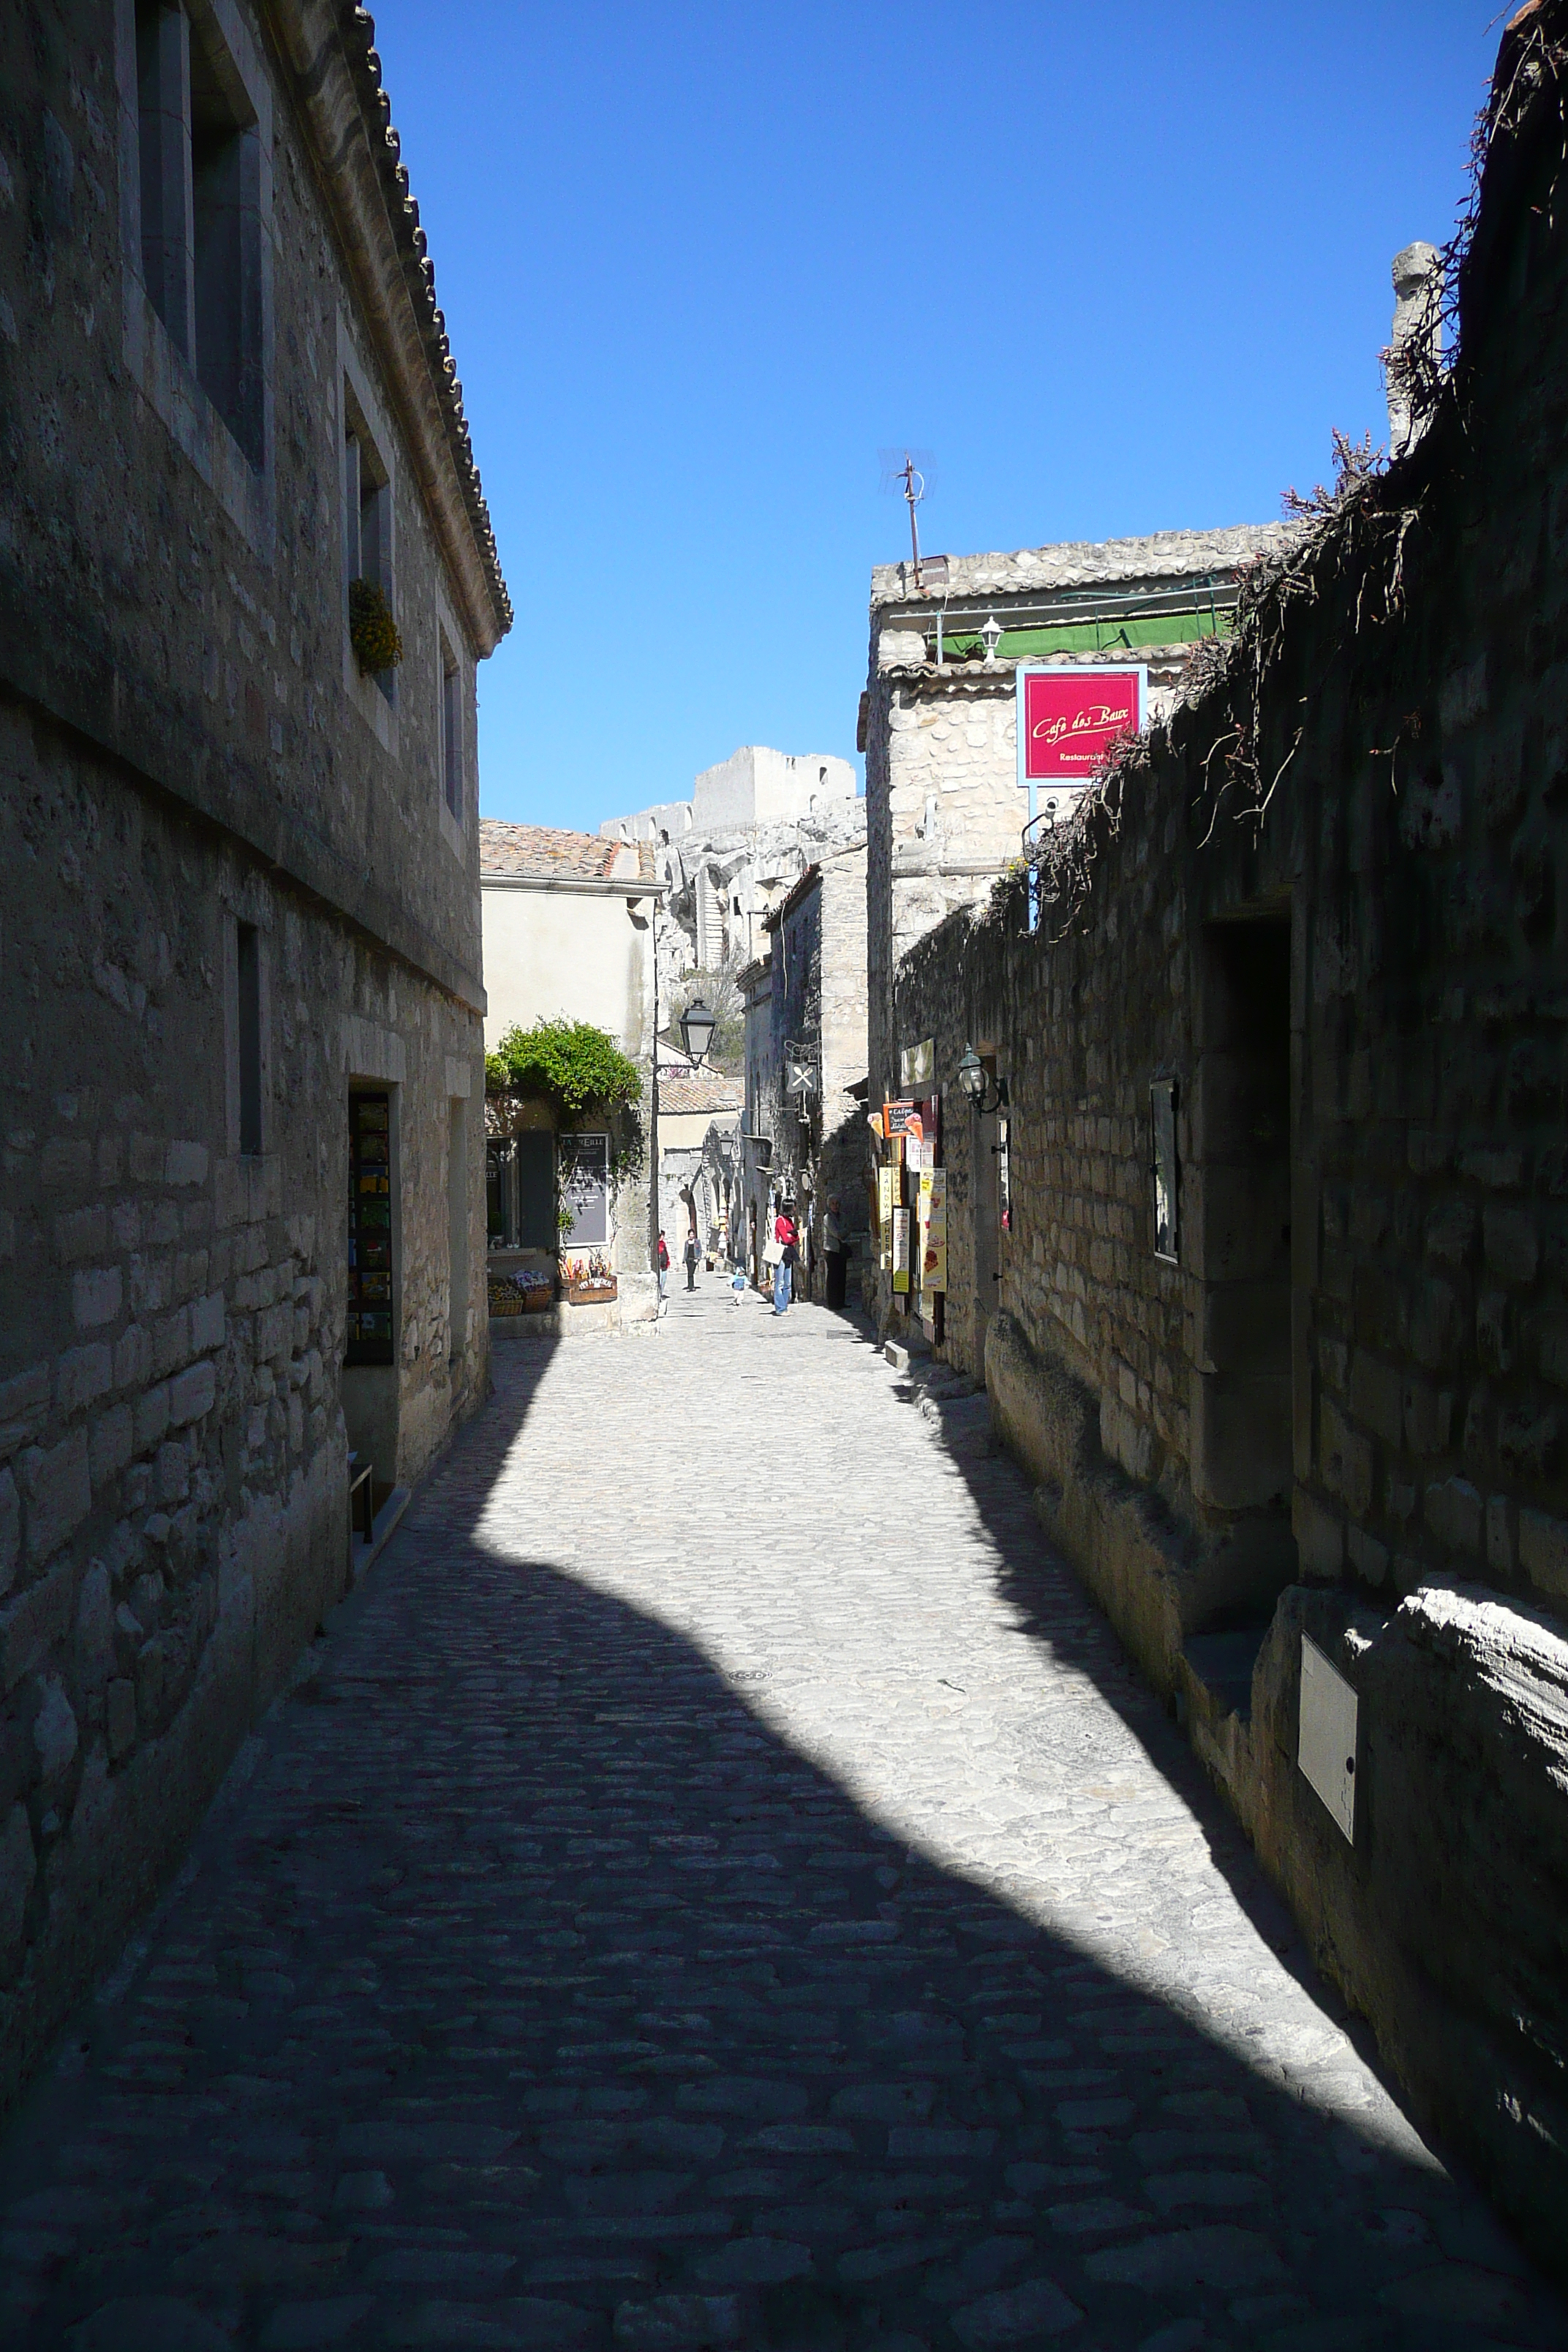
[656, 1231, 670, 1311]
[823, 1194, 847, 1310]
[773, 1202, 797, 1316]
[684, 1229, 700, 1292]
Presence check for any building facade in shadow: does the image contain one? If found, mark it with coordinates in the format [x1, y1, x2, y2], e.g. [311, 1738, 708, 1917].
[861, 6, 1568, 2273]
[0, 0, 510, 2105]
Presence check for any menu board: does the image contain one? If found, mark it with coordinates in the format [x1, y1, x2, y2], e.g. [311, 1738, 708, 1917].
[347, 1092, 393, 1366]
[892, 1206, 911, 1294]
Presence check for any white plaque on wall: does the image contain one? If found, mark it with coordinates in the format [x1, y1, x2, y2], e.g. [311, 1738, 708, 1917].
[1298, 1633, 1358, 1844]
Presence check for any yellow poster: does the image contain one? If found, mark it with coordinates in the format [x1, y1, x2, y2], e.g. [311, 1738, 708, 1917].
[892, 1206, 911, 1293]
[877, 1166, 894, 1267]
[922, 1169, 948, 1293]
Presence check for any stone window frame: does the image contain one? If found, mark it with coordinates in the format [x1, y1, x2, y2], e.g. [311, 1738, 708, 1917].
[338, 316, 399, 757]
[222, 902, 272, 1158]
[433, 582, 470, 859]
[114, 0, 276, 549]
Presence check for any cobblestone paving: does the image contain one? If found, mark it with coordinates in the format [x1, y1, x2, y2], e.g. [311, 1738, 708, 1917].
[1, 1282, 1563, 2351]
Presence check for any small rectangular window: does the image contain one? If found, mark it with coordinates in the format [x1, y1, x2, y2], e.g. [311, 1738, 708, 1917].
[236, 920, 262, 1155]
[344, 388, 396, 705]
[344, 426, 362, 581]
[441, 648, 461, 820]
[136, 0, 261, 467]
[189, 25, 260, 465]
[136, 0, 193, 355]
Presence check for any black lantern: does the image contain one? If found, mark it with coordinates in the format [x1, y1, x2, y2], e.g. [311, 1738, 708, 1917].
[957, 1044, 1008, 1112]
[679, 999, 717, 1065]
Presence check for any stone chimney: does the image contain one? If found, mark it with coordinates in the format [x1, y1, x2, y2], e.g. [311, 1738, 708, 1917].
[1387, 241, 1443, 458]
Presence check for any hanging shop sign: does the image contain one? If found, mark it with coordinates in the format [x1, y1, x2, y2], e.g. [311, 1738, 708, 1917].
[921, 1168, 948, 1293]
[883, 1100, 922, 1140]
[1017, 663, 1148, 783]
[892, 1205, 911, 1294]
[900, 1038, 935, 1089]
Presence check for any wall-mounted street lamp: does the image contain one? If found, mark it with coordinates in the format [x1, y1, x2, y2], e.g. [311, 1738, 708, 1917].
[679, 999, 717, 1066]
[957, 1044, 1009, 1114]
[979, 614, 1003, 666]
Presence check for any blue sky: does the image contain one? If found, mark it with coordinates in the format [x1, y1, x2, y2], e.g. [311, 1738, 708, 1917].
[369, 2, 1500, 836]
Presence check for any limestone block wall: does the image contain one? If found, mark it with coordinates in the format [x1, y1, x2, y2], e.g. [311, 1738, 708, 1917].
[0, 0, 504, 2103]
[878, 24, 1568, 2270]
[0, 706, 487, 2103]
[0, 0, 499, 1010]
[816, 851, 871, 1261]
[864, 660, 1018, 1120]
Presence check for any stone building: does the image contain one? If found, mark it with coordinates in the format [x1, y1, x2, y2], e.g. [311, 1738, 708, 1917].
[601, 744, 863, 987]
[860, 523, 1297, 1156]
[0, 1, 508, 2099]
[737, 953, 779, 1286]
[869, 4, 1568, 2274]
[654, 1064, 743, 1262]
[738, 844, 869, 1297]
[480, 820, 658, 1294]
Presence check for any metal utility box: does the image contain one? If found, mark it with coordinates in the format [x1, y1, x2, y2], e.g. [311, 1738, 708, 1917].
[1298, 1633, 1359, 1843]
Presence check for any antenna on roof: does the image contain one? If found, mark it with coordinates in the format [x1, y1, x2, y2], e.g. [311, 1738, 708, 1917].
[878, 448, 935, 590]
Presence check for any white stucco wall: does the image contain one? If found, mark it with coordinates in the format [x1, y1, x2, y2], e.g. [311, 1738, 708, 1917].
[480, 883, 652, 1058]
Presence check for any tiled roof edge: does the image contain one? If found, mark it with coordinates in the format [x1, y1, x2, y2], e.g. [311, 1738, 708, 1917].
[338, 6, 512, 641]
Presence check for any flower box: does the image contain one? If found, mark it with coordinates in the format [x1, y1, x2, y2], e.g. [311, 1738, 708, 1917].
[567, 1279, 617, 1305]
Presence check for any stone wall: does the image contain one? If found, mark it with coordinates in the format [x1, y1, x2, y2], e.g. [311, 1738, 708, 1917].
[861, 528, 1298, 1139]
[748, 846, 869, 1291]
[878, 14, 1568, 2273]
[0, 0, 505, 2103]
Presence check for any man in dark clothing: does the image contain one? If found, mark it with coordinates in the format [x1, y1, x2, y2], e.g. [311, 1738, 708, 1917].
[684, 1232, 700, 1291]
[824, 1194, 847, 1310]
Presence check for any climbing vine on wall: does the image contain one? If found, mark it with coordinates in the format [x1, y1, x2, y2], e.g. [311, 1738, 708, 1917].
[486, 1019, 642, 1118]
[486, 1019, 647, 1179]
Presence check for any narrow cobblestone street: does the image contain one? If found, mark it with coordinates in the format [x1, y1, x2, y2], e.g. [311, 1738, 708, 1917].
[1, 1285, 1561, 2352]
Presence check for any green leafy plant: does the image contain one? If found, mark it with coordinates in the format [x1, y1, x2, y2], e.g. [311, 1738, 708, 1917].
[489, 1019, 643, 1120]
[349, 577, 403, 676]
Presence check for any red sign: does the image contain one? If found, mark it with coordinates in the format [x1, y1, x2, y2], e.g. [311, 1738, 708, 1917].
[1021, 666, 1143, 781]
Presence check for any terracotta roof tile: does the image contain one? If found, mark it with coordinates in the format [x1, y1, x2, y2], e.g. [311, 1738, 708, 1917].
[660, 1074, 743, 1114]
[479, 821, 653, 883]
[341, 6, 510, 639]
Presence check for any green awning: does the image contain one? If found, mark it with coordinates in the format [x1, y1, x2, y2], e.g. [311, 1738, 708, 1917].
[940, 608, 1232, 661]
